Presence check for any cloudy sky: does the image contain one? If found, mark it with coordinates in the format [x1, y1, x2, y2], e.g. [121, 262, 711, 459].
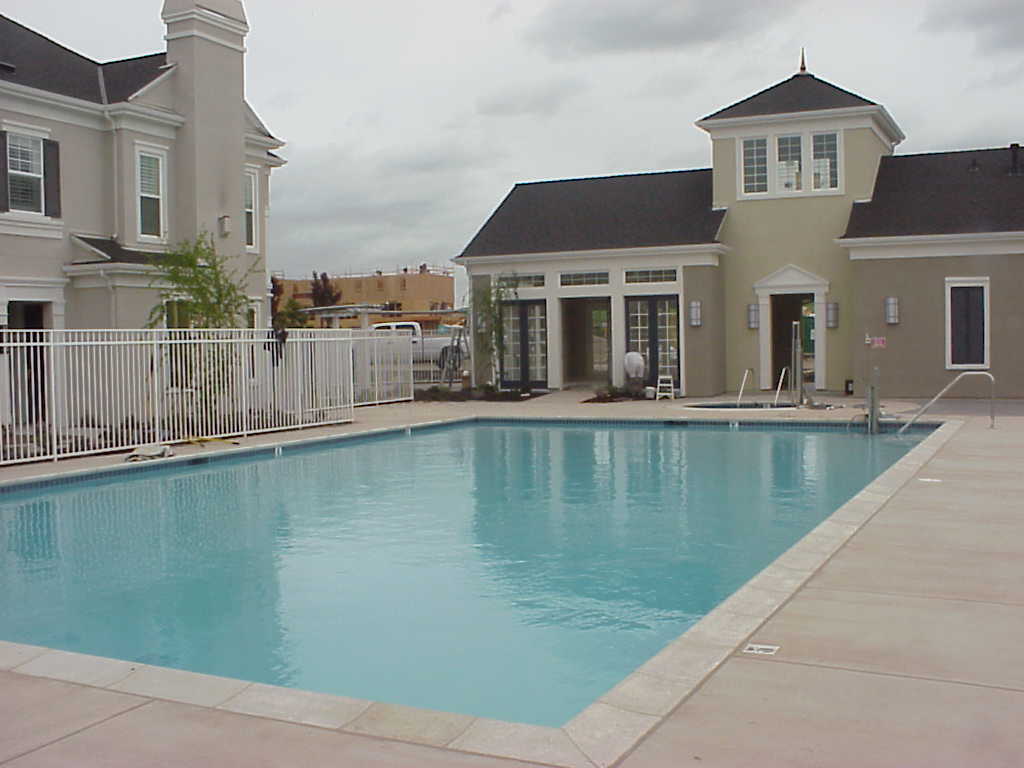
[5, 0, 1021, 300]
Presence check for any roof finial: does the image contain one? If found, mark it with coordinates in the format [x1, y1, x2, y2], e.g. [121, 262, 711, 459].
[799, 48, 807, 74]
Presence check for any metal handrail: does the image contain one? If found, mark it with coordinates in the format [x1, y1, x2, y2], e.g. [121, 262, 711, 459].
[736, 368, 755, 408]
[774, 366, 789, 407]
[897, 371, 996, 435]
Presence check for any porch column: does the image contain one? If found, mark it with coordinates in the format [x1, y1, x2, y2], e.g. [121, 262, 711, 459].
[546, 296, 562, 389]
[610, 295, 626, 387]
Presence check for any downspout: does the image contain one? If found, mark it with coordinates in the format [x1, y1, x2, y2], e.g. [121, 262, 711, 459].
[104, 109, 121, 242]
[99, 269, 118, 327]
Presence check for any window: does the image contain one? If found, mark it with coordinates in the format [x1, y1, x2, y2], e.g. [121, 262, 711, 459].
[164, 300, 192, 328]
[7, 134, 44, 213]
[946, 278, 989, 369]
[742, 138, 768, 194]
[777, 135, 802, 191]
[560, 271, 608, 286]
[497, 274, 545, 288]
[812, 133, 839, 190]
[625, 268, 677, 284]
[138, 150, 164, 239]
[243, 171, 257, 248]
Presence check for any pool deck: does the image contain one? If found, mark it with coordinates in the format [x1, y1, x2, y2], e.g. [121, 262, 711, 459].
[1, 392, 1022, 767]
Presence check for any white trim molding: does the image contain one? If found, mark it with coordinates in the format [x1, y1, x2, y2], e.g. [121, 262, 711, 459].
[697, 104, 905, 148]
[0, 211, 64, 239]
[455, 242, 727, 267]
[841, 231, 1024, 260]
[944, 276, 990, 370]
[162, 7, 250, 36]
[0, 119, 51, 139]
[753, 264, 830, 391]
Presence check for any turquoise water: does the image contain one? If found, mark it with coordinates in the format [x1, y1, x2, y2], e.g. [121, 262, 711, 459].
[0, 422, 919, 726]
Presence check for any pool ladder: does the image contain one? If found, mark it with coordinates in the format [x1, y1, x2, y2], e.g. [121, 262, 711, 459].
[736, 368, 755, 407]
[898, 371, 996, 435]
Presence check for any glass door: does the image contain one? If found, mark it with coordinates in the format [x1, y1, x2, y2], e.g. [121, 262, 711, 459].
[626, 296, 679, 388]
[501, 301, 547, 389]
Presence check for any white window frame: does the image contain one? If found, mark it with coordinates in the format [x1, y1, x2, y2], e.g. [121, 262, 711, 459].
[811, 131, 840, 191]
[945, 276, 990, 370]
[244, 166, 259, 251]
[736, 129, 843, 199]
[7, 132, 45, 215]
[135, 143, 168, 244]
[741, 136, 769, 195]
[623, 268, 678, 285]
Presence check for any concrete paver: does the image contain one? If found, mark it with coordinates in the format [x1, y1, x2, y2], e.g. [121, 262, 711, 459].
[619, 657, 1024, 768]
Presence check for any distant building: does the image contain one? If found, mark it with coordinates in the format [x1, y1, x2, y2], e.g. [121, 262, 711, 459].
[276, 264, 456, 329]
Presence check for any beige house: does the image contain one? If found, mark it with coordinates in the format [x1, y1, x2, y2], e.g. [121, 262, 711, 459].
[0, 0, 285, 332]
[457, 64, 1023, 398]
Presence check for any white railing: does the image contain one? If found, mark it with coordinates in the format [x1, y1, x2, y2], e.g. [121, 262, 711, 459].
[0, 329, 413, 465]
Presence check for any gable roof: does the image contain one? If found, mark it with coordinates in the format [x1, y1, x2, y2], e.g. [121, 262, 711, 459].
[702, 72, 876, 121]
[459, 170, 724, 258]
[0, 15, 165, 104]
[843, 147, 1024, 239]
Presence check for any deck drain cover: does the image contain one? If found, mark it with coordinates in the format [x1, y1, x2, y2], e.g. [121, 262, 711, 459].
[743, 643, 780, 656]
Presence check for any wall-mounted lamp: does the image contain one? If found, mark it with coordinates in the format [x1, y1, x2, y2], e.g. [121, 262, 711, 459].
[218, 214, 233, 237]
[688, 300, 702, 327]
[884, 296, 900, 325]
[747, 303, 759, 330]
[826, 301, 839, 329]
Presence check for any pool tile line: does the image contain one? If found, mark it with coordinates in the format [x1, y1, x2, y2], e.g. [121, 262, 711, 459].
[0, 415, 959, 768]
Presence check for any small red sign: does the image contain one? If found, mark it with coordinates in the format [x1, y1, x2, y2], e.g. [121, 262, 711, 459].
[871, 337, 887, 349]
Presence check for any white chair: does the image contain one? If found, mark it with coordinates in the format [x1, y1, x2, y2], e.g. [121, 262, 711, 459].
[656, 376, 674, 400]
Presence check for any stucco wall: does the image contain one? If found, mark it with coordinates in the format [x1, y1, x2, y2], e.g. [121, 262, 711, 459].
[682, 265, 725, 396]
[714, 127, 889, 391]
[851, 253, 1024, 398]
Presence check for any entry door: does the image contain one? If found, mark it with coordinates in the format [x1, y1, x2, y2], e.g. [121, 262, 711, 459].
[7, 302, 48, 423]
[500, 301, 547, 389]
[625, 296, 679, 388]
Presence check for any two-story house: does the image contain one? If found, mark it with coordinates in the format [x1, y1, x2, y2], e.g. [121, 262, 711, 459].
[457, 63, 1023, 398]
[0, 0, 285, 332]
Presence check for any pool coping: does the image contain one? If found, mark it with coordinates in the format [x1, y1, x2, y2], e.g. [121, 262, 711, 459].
[0, 415, 962, 768]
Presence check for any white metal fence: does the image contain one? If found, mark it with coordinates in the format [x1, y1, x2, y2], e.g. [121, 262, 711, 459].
[412, 329, 470, 386]
[0, 329, 413, 465]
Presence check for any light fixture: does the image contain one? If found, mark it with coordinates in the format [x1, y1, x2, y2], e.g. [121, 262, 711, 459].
[688, 300, 702, 327]
[218, 214, 232, 237]
[747, 303, 759, 329]
[884, 296, 900, 325]
[826, 301, 839, 329]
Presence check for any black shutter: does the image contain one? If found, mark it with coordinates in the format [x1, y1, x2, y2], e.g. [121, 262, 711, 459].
[0, 131, 8, 213]
[43, 139, 61, 218]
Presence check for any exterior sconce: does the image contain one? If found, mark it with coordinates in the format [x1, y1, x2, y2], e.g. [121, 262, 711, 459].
[218, 215, 232, 237]
[688, 300, 702, 327]
[884, 296, 900, 325]
[747, 303, 759, 329]
[826, 301, 839, 329]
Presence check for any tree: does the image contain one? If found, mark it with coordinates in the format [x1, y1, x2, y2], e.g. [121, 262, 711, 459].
[274, 297, 309, 329]
[147, 235, 255, 328]
[310, 271, 340, 307]
[270, 275, 284, 317]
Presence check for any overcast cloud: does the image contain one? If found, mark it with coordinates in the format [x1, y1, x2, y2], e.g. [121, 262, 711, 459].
[4, 0, 1022, 303]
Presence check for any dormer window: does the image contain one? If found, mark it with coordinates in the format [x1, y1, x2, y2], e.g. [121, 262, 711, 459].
[738, 130, 841, 198]
[742, 138, 768, 194]
[777, 135, 802, 191]
[136, 145, 167, 241]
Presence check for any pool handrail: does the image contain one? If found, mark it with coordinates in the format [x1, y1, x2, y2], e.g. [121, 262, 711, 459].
[774, 366, 790, 407]
[736, 368, 755, 408]
[897, 371, 995, 435]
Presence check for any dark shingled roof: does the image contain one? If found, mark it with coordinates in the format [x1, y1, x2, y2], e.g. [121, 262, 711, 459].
[0, 15, 164, 104]
[703, 72, 875, 121]
[844, 147, 1024, 238]
[74, 237, 165, 265]
[459, 170, 723, 257]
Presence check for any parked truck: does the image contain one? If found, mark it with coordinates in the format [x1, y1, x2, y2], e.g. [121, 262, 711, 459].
[371, 321, 468, 373]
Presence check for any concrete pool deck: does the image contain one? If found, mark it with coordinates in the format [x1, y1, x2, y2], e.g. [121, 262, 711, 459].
[1, 392, 1022, 767]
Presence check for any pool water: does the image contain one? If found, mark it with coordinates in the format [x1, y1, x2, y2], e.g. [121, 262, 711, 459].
[0, 422, 920, 726]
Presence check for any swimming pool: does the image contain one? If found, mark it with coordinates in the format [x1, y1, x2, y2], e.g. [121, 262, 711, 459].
[0, 420, 922, 726]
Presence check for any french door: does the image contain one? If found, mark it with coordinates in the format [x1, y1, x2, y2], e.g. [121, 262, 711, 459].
[500, 301, 547, 389]
[625, 296, 679, 388]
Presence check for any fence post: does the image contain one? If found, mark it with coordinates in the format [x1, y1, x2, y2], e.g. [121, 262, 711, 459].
[47, 331, 58, 461]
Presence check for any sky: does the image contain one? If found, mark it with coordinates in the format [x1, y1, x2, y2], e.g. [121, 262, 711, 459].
[5, 0, 1022, 303]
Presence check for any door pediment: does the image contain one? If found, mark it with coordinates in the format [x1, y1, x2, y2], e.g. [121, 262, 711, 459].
[753, 264, 829, 297]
